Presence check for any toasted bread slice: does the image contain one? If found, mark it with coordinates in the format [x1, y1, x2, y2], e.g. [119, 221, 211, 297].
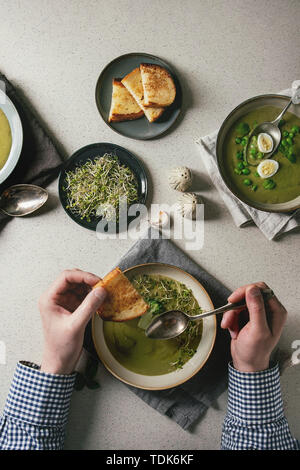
[121, 68, 164, 123]
[140, 63, 176, 108]
[108, 78, 144, 122]
[93, 267, 149, 322]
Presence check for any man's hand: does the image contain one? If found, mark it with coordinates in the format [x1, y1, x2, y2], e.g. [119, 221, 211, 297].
[39, 269, 107, 375]
[221, 282, 287, 372]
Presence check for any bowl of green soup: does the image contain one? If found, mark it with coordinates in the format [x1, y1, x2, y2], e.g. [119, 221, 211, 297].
[0, 89, 23, 185]
[216, 94, 300, 212]
[92, 263, 217, 390]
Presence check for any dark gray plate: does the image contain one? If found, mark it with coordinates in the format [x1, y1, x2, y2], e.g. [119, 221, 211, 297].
[58, 143, 148, 231]
[95, 53, 182, 140]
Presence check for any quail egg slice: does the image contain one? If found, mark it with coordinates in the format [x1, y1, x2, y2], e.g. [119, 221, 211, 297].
[257, 133, 273, 153]
[257, 159, 279, 179]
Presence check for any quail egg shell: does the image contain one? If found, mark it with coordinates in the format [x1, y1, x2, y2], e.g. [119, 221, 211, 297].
[257, 159, 279, 179]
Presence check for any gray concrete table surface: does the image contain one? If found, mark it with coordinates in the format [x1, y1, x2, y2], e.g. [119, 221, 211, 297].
[0, 0, 299, 450]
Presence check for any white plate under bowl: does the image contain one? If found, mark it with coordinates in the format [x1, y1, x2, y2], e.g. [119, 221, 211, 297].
[0, 89, 23, 185]
[92, 263, 217, 390]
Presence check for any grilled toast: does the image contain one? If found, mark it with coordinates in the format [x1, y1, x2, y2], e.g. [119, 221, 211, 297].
[108, 78, 144, 122]
[121, 68, 164, 123]
[93, 267, 149, 322]
[140, 63, 176, 108]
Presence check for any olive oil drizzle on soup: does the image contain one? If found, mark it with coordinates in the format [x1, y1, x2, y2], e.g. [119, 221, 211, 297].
[0, 109, 12, 170]
[224, 106, 300, 204]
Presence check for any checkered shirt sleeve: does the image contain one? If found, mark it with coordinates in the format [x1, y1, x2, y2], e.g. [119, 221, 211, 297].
[0, 361, 76, 450]
[221, 362, 300, 450]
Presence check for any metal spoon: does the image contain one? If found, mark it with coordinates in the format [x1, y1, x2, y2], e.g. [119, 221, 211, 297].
[244, 82, 300, 166]
[244, 99, 294, 166]
[0, 184, 48, 217]
[146, 288, 274, 340]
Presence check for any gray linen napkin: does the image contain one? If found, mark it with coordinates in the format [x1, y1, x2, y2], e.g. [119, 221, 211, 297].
[84, 228, 231, 430]
[196, 88, 300, 240]
[0, 72, 64, 230]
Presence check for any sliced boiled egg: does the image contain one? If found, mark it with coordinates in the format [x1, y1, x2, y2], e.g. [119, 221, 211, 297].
[257, 133, 273, 153]
[257, 159, 279, 179]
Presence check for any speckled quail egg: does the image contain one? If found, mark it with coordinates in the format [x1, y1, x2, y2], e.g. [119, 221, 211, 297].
[177, 192, 202, 219]
[169, 167, 193, 192]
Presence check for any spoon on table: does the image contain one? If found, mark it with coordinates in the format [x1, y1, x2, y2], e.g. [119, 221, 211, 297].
[145, 288, 274, 340]
[0, 184, 48, 217]
[244, 81, 300, 166]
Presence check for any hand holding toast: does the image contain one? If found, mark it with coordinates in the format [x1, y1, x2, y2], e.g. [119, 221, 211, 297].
[39, 269, 107, 375]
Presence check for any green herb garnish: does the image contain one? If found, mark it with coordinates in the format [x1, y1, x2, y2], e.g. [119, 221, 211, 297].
[63, 153, 139, 222]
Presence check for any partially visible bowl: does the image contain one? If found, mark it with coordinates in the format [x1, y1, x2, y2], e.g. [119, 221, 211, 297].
[0, 89, 23, 185]
[216, 94, 300, 213]
[92, 263, 217, 390]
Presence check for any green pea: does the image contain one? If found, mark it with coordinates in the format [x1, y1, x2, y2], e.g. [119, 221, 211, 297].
[237, 162, 245, 170]
[236, 151, 243, 160]
[234, 168, 242, 175]
[250, 148, 257, 156]
[254, 171, 260, 177]
[263, 179, 276, 190]
[283, 131, 289, 137]
[291, 125, 299, 134]
[257, 152, 264, 159]
[251, 184, 258, 191]
[286, 137, 293, 145]
[289, 132, 295, 138]
[243, 178, 252, 186]
[288, 146, 295, 156]
[235, 137, 241, 144]
[242, 168, 250, 175]
[279, 144, 286, 154]
[287, 153, 296, 163]
[281, 139, 288, 147]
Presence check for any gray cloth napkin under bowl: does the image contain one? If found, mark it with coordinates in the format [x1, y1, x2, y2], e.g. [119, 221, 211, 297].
[0, 72, 64, 230]
[84, 228, 231, 430]
[196, 88, 300, 240]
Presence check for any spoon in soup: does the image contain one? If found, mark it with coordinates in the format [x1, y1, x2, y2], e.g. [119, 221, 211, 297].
[244, 81, 300, 166]
[146, 288, 274, 340]
[0, 184, 48, 217]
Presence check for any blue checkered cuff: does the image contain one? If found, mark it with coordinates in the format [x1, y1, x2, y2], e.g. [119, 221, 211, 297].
[3, 362, 76, 427]
[227, 362, 284, 425]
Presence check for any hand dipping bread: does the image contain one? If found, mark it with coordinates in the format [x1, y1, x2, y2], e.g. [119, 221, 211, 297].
[93, 267, 149, 321]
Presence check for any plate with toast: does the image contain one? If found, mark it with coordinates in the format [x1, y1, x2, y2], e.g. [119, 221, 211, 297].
[95, 53, 182, 140]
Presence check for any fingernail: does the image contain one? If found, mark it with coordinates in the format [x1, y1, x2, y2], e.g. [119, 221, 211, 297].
[93, 287, 107, 302]
[248, 286, 261, 298]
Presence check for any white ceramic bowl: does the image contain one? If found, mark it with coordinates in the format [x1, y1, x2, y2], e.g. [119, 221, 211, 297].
[92, 263, 217, 390]
[0, 89, 23, 185]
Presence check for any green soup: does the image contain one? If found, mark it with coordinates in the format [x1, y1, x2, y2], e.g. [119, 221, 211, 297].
[0, 109, 12, 170]
[224, 106, 300, 204]
[103, 274, 203, 376]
